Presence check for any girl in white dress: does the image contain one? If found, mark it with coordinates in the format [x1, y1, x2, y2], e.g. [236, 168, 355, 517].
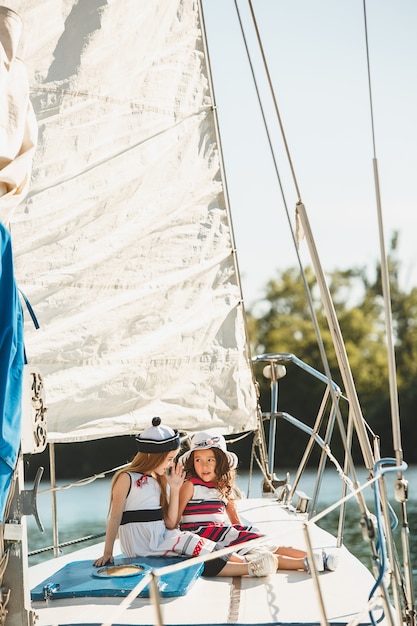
[93, 417, 278, 577]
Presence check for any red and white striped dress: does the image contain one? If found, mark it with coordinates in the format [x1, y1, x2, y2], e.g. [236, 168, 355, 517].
[180, 477, 274, 553]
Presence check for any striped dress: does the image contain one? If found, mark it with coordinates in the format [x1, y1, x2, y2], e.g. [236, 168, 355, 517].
[180, 477, 273, 554]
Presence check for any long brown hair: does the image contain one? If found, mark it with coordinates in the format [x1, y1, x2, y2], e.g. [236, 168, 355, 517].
[183, 448, 236, 500]
[110, 451, 172, 517]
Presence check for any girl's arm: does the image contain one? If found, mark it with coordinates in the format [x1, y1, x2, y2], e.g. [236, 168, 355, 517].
[226, 498, 241, 525]
[175, 479, 194, 526]
[165, 463, 186, 529]
[93, 472, 130, 566]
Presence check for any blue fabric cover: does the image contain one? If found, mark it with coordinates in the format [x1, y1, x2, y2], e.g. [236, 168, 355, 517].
[0, 222, 24, 521]
[31, 555, 203, 600]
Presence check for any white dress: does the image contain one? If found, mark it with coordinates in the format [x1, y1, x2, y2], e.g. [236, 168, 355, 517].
[119, 472, 217, 558]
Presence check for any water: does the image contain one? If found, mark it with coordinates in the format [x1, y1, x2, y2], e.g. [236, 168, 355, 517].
[27, 466, 417, 597]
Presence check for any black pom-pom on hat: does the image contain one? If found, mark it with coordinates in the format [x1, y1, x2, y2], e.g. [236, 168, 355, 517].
[135, 416, 180, 453]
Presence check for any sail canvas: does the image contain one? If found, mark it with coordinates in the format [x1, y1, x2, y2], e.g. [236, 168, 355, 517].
[10, 0, 257, 443]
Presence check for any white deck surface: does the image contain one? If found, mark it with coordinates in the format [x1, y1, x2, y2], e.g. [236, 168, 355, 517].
[28, 497, 391, 626]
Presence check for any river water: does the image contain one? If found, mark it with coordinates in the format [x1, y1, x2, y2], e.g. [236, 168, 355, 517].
[27, 466, 417, 597]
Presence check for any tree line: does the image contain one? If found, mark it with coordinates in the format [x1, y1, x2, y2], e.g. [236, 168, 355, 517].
[246, 233, 417, 468]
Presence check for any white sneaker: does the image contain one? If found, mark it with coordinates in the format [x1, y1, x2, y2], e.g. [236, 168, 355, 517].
[323, 550, 338, 571]
[248, 552, 278, 577]
[312, 550, 325, 572]
[308, 550, 338, 573]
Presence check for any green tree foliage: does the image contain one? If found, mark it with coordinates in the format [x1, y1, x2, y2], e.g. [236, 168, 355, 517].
[247, 233, 416, 465]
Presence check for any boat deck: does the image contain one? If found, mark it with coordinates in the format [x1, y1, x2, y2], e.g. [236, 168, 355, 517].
[28, 497, 388, 626]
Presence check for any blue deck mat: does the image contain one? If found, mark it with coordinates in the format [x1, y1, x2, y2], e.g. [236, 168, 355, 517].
[31, 555, 203, 600]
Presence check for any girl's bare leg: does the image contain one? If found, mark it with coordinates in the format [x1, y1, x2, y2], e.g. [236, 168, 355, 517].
[216, 562, 253, 577]
[228, 553, 246, 563]
[275, 546, 307, 559]
[275, 555, 307, 571]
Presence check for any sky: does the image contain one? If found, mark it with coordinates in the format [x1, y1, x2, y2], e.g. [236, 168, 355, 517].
[202, 0, 417, 308]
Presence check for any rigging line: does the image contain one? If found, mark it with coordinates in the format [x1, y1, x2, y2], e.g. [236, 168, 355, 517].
[237, 0, 338, 401]
[232, 0, 288, 211]
[28, 532, 106, 557]
[362, 6, 415, 622]
[246, 0, 301, 202]
[198, 0, 242, 284]
[362, 3, 377, 158]
[240, 0, 367, 469]
[244, 3, 378, 480]
[199, 0, 253, 399]
[362, 1, 402, 462]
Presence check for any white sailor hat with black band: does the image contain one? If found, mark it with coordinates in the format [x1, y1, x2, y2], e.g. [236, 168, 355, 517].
[135, 416, 180, 453]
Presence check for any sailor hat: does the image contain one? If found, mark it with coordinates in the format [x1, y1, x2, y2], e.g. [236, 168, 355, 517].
[135, 417, 180, 453]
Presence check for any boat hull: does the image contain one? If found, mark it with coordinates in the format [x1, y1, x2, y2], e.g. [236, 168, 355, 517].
[28, 497, 388, 626]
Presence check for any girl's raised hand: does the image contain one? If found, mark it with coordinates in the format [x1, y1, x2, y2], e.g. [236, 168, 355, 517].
[167, 462, 185, 490]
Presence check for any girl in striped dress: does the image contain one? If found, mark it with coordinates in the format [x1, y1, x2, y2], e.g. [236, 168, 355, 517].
[177, 432, 338, 572]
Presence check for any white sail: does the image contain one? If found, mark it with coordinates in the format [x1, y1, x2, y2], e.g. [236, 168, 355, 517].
[10, 0, 257, 443]
[0, 5, 37, 226]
